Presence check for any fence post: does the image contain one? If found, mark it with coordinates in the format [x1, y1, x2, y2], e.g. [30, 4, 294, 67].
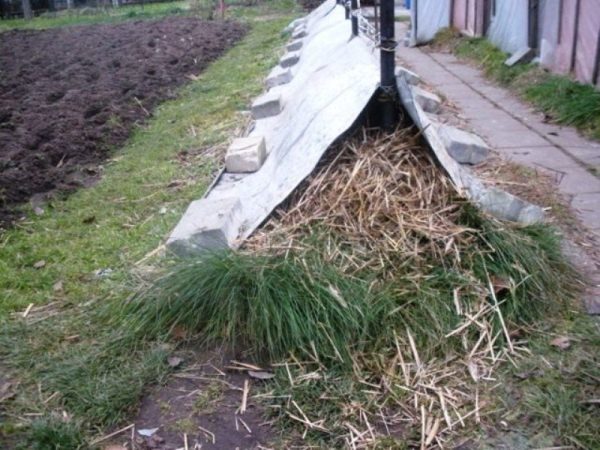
[351, 0, 358, 36]
[379, 0, 398, 130]
[345, 0, 350, 20]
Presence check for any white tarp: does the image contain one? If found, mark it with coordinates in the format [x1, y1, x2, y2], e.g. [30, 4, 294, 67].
[167, 1, 381, 254]
[487, 0, 529, 55]
[410, 0, 451, 45]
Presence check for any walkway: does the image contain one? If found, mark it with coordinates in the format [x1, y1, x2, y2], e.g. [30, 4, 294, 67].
[394, 24, 600, 237]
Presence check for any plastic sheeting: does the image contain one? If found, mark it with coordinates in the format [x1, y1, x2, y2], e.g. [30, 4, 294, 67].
[486, 0, 529, 55]
[410, 0, 450, 45]
[167, 0, 381, 254]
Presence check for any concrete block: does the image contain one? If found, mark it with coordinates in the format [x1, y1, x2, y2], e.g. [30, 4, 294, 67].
[292, 26, 307, 40]
[280, 51, 300, 68]
[438, 124, 490, 165]
[286, 39, 303, 52]
[413, 86, 441, 114]
[167, 197, 242, 256]
[468, 181, 544, 225]
[505, 47, 534, 66]
[395, 66, 421, 85]
[225, 136, 267, 173]
[251, 91, 283, 119]
[265, 65, 293, 89]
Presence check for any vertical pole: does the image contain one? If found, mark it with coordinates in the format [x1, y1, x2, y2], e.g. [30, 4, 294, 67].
[351, 0, 358, 36]
[345, 0, 350, 20]
[379, 0, 397, 130]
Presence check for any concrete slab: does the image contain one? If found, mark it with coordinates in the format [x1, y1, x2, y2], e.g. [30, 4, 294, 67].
[556, 168, 600, 195]
[251, 91, 283, 119]
[225, 136, 267, 173]
[571, 192, 600, 231]
[502, 146, 580, 171]
[505, 47, 534, 66]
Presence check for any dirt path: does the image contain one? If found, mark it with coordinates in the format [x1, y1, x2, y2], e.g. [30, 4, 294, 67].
[0, 17, 246, 228]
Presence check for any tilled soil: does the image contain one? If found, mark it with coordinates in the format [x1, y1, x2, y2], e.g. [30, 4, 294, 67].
[0, 17, 247, 228]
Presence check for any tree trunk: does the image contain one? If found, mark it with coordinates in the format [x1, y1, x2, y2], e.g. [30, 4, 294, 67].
[22, 0, 32, 19]
[67, 0, 74, 9]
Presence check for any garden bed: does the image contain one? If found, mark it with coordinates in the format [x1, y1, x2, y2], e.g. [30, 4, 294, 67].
[0, 16, 246, 227]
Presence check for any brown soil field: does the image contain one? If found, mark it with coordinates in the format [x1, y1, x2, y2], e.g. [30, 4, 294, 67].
[0, 17, 247, 228]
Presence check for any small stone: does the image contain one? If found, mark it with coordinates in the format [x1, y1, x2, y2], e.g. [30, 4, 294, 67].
[225, 136, 267, 173]
[413, 87, 441, 114]
[251, 91, 283, 119]
[280, 51, 300, 68]
[266, 65, 293, 89]
[33, 260, 46, 269]
[395, 66, 420, 85]
[438, 124, 490, 165]
[286, 39, 303, 52]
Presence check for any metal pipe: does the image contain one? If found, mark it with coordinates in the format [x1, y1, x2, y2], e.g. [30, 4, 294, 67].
[351, 0, 358, 36]
[379, 0, 397, 130]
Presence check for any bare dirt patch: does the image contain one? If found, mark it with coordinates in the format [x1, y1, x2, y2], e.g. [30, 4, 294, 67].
[126, 349, 275, 450]
[0, 17, 247, 228]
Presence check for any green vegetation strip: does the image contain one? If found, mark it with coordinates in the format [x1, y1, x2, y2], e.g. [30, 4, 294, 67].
[0, 4, 297, 446]
[434, 29, 600, 142]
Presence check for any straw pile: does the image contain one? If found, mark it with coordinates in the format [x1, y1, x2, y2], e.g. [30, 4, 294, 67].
[246, 128, 474, 276]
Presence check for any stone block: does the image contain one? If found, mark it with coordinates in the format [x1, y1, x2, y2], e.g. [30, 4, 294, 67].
[251, 91, 283, 119]
[280, 51, 300, 68]
[292, 26, 307, 40]
[225, 136, 267, 173]
[286, 39, 303, 52]
[265, 65, 293, 89]
[395, 66, 421, 85]
[413, 86, 441, 114]
[438, 124, 490, 164]
[468, 181, 544, 225]
[167, 197, 242, 256]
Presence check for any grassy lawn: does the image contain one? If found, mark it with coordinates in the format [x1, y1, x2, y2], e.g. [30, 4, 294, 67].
[433, 29, 600, 142]
[0, 1, 298, 446]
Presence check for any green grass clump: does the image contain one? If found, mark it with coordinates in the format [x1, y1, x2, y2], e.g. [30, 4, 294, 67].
[127, 207, 575, 365]
[19, 417, 87, 450]
[125, 252, 377, 363]
[524, 75, 600, 139]
[433, 28, 600, 141]
[454, 36, 531, 85]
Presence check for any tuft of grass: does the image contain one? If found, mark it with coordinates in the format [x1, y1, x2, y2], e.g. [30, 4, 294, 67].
[124, 251, 377, 363]
[433, 29, 600, 141]
[524, 75, 600, 139]
[20, 417, 87, 450]
[127, 207, 576, 365]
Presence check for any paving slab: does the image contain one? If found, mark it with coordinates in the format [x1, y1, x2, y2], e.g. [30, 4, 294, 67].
[395, 30, 600, 237]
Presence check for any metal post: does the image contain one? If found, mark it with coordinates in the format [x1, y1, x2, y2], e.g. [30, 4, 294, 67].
[379, 0, 397, 130]
[351, 0, 358, 36]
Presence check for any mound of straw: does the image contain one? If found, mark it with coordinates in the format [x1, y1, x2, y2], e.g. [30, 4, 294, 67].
[246, 128, 474, 275]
